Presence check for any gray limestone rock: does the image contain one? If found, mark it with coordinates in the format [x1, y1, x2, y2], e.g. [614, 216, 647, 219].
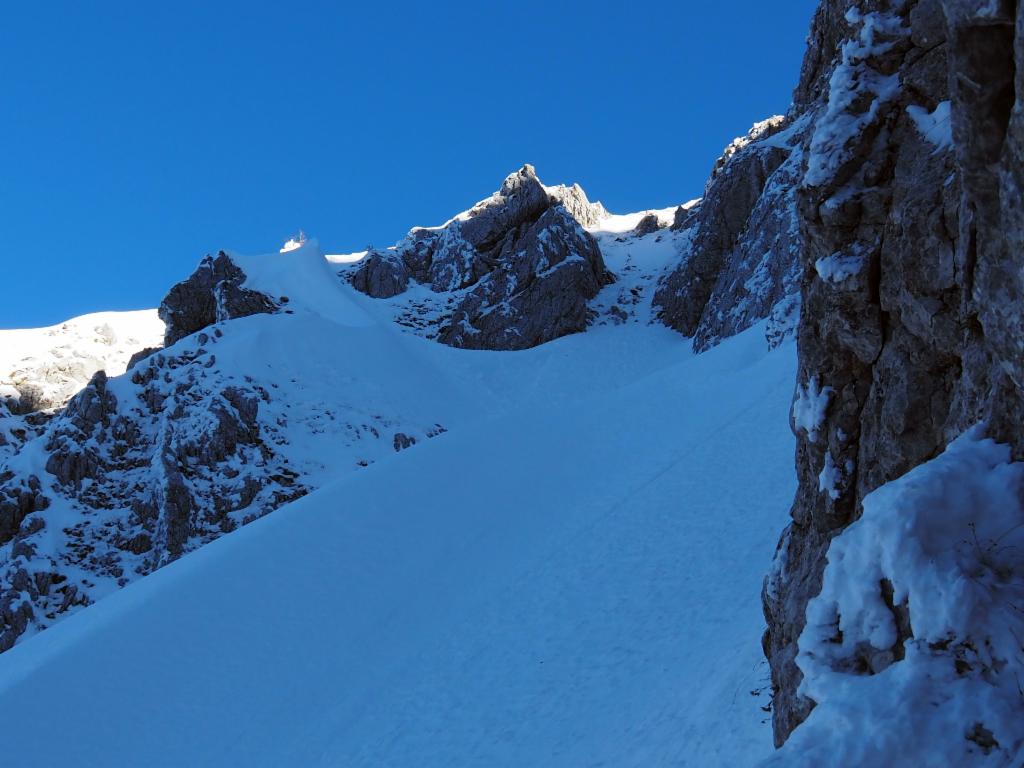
[439, 205, 610, 351]
[763, 0, 1024, 747]
[692, 121, 808, 352]
[546, 182, 609, 228]
[159, 251, 279, 347]
[349, 248, 409, 299]
[0, 474, 48, 546]
[126, 346, 161, 371]
[458, 164, 551, 251]
[653, 120, 795, 341]
[350, 165, 614, 350]
[632, 213, 664, 238]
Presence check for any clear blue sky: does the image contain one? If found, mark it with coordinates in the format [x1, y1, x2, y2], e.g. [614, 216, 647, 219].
[1, 0, 817, 328]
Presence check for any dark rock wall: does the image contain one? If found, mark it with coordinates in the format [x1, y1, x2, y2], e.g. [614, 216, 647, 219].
[764, 0, 1024, 746]
[159, 251, 279, 346]
[653, 115, 807, 352]
[440, 206, 610, 351]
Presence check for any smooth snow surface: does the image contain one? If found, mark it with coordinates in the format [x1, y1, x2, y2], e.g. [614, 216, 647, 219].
[0, 285, 797, 767]
[232, 239, 376, 328]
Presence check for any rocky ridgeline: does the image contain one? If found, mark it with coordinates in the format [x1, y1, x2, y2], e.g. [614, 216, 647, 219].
[349, 165, 614, 350]
[350, 154, 809, 353]
[0, 278, 445, 651]
[762, 0, 1024, 750]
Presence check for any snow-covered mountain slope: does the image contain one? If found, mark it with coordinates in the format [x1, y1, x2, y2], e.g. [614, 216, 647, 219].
[3, 0, 1022, 764]
[0, 242, 486, 650]
[0, 319, 797, 768]
[0, 310, 164, 414]
[0, 141, 808, 655]
[0, 228, 733, 653]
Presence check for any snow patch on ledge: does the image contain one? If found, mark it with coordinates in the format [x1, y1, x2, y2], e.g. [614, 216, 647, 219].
[815, 251, 865, 283]
[907, 101, 953, 152]
[793, 377, 833, 443]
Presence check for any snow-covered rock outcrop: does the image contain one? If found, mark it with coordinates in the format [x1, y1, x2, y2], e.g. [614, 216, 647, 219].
[765, 429, 1024, 766]
[653, 115, 807, 353]
[159, 251, 281, 346]
[0, 310, 164, 415]
[350, 164, 612, 350]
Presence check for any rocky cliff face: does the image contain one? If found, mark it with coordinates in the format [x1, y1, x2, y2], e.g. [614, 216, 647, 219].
[652, 114, 808, 353]
[349, 165, 612, 350]
[763, 0, 1024, 752]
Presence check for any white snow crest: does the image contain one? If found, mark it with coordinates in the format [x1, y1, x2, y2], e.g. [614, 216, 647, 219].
[280, 230, 307, 253]
[767, 426, 1024, 767]
[792, 377, 833, 442]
